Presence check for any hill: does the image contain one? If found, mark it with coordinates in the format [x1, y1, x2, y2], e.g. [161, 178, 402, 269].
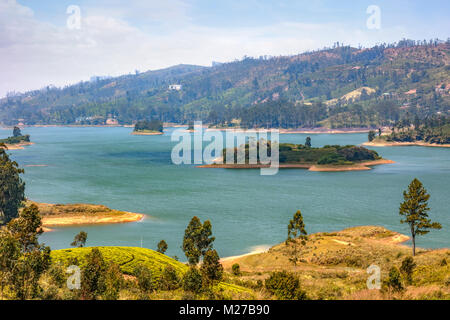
[51, 246, 253, 299]
[221, 226, 450, 300]
[1, 40, 449, 128]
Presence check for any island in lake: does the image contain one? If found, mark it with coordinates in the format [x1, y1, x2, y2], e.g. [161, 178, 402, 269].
[0, 127, 33, 149]
[132, 119, 164, 135]
[28, 201, 145, 232]
[199, 140, 394, 172]
[364, 116, 450, 148]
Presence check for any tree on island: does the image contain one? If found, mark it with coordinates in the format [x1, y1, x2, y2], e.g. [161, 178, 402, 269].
[286, 210, 308, 265]
[182, 216, 215, 265]
[71, 231, 88, 248]
[134, 120, 163, 132]
[157, 240, 168, 254]
[368, 130, 376, 142]
[0, 147, 25, 224]
[399, 178, 442, 256]
[305, 137, 311, 148]
[13, 127, 22, 137]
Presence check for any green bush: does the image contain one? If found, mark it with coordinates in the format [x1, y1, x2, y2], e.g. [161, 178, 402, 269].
[264, 271, 307, 300]
[232, 263, 241, 276]
[159, 265, 180, 290]
[182, 267, 203, 294]
[136, 266, 154, 293]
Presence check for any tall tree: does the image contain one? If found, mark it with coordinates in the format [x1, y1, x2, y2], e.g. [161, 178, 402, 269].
[182, 217, 215, 265]
[0, 147, 25, 224]
[305, 137, 311, 148]
[13, 127, 22, 137]
[157, 240, 168, 254]
[287, 210, 308, 244]
[286, 210, 308, 265]
[368, 130, 376, 142]
[399, 178, 442, 256]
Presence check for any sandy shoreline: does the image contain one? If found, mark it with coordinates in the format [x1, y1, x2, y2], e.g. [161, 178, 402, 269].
[131, 131, 164, 135]
[198, 159, 395, 172]
[205, 127, 372, 134]
[221, 245, 271, 263]
[30, 202, 145, 231]
[363, 140, 450, 148]
[1, 142, 34, 150]
[41, 211, 145, 228]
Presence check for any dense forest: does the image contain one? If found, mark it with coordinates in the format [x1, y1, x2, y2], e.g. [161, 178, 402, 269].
[1, 39, 449, 128]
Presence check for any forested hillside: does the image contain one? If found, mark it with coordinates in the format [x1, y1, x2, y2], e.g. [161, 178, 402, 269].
[1, 39, 449, 128]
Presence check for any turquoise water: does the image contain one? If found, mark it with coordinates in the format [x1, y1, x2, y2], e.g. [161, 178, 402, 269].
[2, 126, 449, 259]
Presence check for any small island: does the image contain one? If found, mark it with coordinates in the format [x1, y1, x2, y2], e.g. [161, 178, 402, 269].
[132, 120, 164, 135]
[199, 139, 394, 172]
[0, 127, 33, 149]
[29, 201, 145, 231]
[364, 116, 450, 148]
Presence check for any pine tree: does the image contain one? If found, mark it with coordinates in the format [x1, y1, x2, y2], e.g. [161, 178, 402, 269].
[399, 179, 442, 256]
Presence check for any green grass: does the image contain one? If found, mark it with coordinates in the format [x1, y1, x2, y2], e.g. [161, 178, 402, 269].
[51, 246, 252, 295]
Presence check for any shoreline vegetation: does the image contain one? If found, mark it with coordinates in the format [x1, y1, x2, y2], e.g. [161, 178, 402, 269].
[2, 124, 378, 135]
[28, 201, 145, 231]
[199, 159, 395, 172]
[363, 140, 450, 148]
[365, 116, 450, 148]
[132, 119, 164, 135]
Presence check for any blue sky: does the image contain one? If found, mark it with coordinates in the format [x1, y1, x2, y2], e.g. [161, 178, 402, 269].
[1, 0, 449, 96]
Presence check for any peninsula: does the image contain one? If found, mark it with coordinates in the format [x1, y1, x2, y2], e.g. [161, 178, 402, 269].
[0, 126, 33, 149]
[28, 202, 145, 231]
[364, 116, 450, 148]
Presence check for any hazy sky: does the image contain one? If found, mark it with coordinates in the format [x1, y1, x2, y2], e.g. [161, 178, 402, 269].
[1, 0, 449, 97]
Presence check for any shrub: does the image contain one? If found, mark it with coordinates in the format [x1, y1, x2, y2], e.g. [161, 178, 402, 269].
[103, 263, 123, 300]
[200, 249, 223, 286]
[264, 271, 307, 300]
[385, 267, 404, 292]
[400, 257, 416, 285]
[232, 263, 241, 276]
[159, 265, 180, 290]
[182, 267, 203, 294]
[136, 266, 154, 293]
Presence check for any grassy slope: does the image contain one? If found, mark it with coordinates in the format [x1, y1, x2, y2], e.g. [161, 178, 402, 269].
[51, 247, 252, 297]
[221, 226, 449, 300]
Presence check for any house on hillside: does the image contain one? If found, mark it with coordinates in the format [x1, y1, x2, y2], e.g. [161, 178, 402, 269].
[168, 84, 182, 91]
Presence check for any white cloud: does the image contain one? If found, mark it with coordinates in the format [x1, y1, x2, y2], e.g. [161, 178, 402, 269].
[0, 0, 414, 97]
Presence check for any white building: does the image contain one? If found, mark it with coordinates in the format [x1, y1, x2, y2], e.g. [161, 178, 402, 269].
[168, 84, 182, 91]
